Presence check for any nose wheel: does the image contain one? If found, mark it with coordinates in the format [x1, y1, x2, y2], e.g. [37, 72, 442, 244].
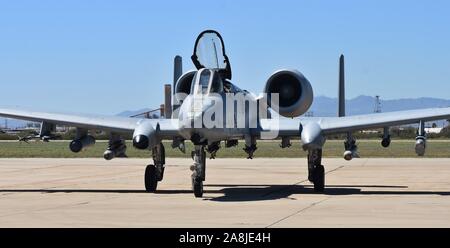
[191, 145, 206, 198]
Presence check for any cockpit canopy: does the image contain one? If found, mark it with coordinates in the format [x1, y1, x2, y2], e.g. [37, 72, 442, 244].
[190, 69, 224, 95]
[191, 30, 232, 80]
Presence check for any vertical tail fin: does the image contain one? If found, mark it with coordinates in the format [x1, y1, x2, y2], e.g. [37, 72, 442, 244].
[164, 84, 172, 118]
[172, 56, 183, 117]
[338, 54, 345, 117]
[338, 54, 357, 158]
[173, 55, 183, 94]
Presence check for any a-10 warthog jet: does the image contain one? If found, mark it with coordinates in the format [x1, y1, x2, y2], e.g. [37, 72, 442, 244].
[1, 30, 450, 197]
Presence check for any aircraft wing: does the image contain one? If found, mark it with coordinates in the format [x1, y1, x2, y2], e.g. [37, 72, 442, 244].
[0, 107, 180, 138]
[259, 107, 450, 137]
[317, 108, 450, 134]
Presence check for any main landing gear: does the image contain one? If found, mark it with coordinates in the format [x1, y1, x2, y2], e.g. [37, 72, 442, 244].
[190, 145, 206, 197]
[144, 143, 325, 197]
[144, 143, 165, 192]
[144, 142, 207, 198]
[307, 149, 325, 192]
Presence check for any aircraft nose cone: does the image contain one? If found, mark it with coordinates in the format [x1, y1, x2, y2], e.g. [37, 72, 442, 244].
[133, 135, 149, 150]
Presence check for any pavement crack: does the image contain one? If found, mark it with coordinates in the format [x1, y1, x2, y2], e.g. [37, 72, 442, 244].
[0, 194, 119, 219]
[263, 165, 346, 227]
[262, 165, 346, 197]
[265, 197, 330, 228]
[0, 168, 143, 189]
[361, 158, 370, 167]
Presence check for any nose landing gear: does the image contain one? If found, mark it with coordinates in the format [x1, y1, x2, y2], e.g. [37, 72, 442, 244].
[191, 145, 206, 197]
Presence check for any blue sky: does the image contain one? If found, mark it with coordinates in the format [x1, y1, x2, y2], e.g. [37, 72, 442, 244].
[0, 0, 449, 114]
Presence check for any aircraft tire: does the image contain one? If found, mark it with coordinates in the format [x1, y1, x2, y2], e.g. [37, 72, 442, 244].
[157, 167, 165, 181]
[313, 165, 325, 192]
[145, 164, 158, 192]
[192, 178, 203, 198]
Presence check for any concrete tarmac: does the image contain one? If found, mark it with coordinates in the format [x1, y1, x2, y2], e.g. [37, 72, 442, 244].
[0, 158, 449, 227]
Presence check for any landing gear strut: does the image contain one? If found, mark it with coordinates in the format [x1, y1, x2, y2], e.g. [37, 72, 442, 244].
[244, 136, 257, 159]
[191, 145, 206, 197]
[144, 143, 165, 192]
[307, 149, 325, 192]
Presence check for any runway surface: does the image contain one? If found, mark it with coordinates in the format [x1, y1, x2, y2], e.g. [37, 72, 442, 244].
[0, 158, 449, 227]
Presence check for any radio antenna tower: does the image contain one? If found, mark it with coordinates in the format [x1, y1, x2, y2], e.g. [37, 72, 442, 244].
[374, 95, 381, 113]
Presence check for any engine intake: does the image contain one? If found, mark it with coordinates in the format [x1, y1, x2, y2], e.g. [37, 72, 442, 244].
[264, 69, 313, 117]
[174, 71, 196, 102]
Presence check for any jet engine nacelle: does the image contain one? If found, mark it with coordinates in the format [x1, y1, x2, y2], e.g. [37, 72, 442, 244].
[132, 120, 160, 150]
[263, 69, 313, 117]
[174, 70, 196, 102]
[69, 135, 96, 153]
[415, 136, 426, 156]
